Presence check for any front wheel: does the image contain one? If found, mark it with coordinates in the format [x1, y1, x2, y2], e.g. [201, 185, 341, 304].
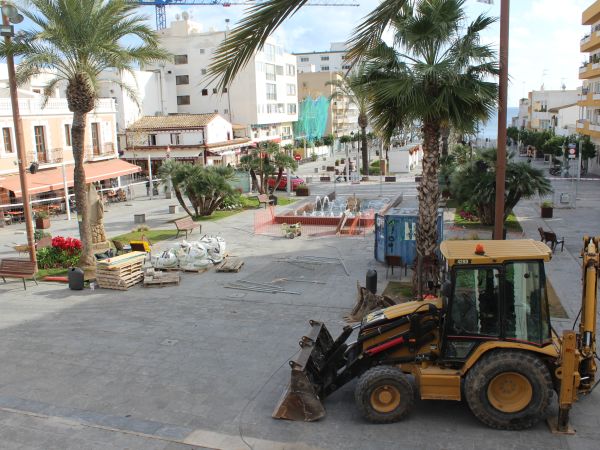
[355, 366, 414, 424]
[464, 351, 553, 430]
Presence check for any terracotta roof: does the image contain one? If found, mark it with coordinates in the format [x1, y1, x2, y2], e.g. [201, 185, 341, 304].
[202, 138, 252, 149]
[127, 114, 219, 131]
[0, 159, 141, 197]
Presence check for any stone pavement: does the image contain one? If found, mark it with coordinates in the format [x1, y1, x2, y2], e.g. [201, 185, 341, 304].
[0, 171, 599, 449]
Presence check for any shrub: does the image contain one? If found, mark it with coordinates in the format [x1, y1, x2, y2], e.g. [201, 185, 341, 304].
[37, 236, 82, 269]
[34, 230, 51, 241]
[219, 191, 243, 210]
[310, 153, 318, 161]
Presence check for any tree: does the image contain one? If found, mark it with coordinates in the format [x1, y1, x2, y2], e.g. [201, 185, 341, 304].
[451, 148, 552, 225]
[327, 67, 371, 174]
[541, 135, 565, 156]
[362, 0, 497, 274]
[239, 141, 297, 194]
[8, 0, 168, 267]
[158, 160, 195, 217]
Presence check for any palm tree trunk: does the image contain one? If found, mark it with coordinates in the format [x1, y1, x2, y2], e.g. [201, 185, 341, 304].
[174, 187, 193, 217]
[271, 167, 284, 195]
[71, 110, 94, 267]
[361, 127, 369, 175]
[440, 125, 450, 157]
[417, 120, 442, 263]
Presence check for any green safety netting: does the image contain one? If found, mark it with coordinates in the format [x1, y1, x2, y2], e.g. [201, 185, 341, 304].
[293, 95, 330, 141]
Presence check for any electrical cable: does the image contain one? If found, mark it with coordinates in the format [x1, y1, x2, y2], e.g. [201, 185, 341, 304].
[571, 307, 582, 330]
[238, 349, 300, 450]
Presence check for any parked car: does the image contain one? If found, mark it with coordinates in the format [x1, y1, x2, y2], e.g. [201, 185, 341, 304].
[267, 175, 305, 191]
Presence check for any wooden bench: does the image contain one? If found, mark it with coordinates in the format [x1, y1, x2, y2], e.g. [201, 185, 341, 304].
[0, 258, 38, 290]
[175, 216, 201, 239]
[257, 194, 275, 209]
[538, 227, 565, 252]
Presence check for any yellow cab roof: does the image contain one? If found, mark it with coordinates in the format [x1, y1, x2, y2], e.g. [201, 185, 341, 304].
[440, 239, 552, 266]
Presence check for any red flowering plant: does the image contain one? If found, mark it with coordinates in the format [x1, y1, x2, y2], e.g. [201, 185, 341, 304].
[37, 236, 82, 269]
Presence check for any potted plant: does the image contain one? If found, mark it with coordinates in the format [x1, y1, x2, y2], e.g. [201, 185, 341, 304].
[541, 201, 554, 218]
[35, 211, 50, 229]
[295, 184, 310, 196]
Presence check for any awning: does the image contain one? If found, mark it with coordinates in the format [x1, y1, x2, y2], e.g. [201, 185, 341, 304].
[0, 159, 141, 197]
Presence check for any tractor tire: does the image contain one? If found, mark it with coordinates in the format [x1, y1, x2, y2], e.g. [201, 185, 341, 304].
[355, 366, 414, 424]
[464, 350, 553, 430]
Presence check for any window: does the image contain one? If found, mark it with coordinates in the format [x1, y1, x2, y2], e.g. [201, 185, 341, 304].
[300, 57, 309, 62]
[34, 125, 47, 156]
[170, 133, 180, 145]
[33, 88, 41, 94]
[64, 124, 71, 146]
[178, 95, 191, 105]
[287, 103, 297, 114]
[199, 48, 205, 54]
[256, 62, 265, 72]
[213, 88, 218, 94]
[276, 65, 284, 75]
[286, 64, 295, 76]
[504, 262, 550, 344]
[148, 134, 157, 146]
[264, 43, 275, 61]
[266, 83, 277, 100]
[91, 122, 101, 154]
[224, 109, 229, 115]
[286, 84, 296, 95]
[201, 69, 207, 75]
[342, 65, 351, 70]
[223, 87, 228, 93]
[202, 89, 208, 96]
[321, 56, 330, 61]
[176, 75, 189, 85]
[321, 66, 329, 71]
[174, 54, 188, 64]
[265, 64, 276, 81]
[2, 127, 13, 153]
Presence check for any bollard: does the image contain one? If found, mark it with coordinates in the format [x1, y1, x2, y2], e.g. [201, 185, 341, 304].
[366, 269, 377, 294]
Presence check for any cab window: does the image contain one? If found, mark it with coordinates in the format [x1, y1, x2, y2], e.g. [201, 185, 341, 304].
[449, 267, 500, 337]
[504, 261, 550, 344]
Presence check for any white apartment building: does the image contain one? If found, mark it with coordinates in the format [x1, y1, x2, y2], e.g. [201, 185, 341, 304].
[295, 42, 351, 74]
[143, 16, 298, 146]
[527, 89, 580, 132]
[511, 98, 530, 129]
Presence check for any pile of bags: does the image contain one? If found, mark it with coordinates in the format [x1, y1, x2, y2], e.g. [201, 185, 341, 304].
[152, 236, 227, 271]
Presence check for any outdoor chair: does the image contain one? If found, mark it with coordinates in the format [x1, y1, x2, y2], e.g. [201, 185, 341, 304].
[385, 255, 407, 279]
[538, 227, 565, 253]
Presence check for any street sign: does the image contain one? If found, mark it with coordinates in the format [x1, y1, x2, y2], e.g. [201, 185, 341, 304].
[568, 144, 576, 159]
[294, 154, 301, 161]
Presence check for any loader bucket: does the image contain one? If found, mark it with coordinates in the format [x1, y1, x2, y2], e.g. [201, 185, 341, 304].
[272, 320, 337, 421]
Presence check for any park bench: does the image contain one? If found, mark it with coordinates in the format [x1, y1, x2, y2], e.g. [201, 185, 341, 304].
[538, 227, 565, 253]
[175, 216, 201, 239]
[0, 258, 38, 290]
[257, 194, 275, 209]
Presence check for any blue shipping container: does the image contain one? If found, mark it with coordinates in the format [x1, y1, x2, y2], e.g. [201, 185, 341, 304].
[374, 207, 444, 266]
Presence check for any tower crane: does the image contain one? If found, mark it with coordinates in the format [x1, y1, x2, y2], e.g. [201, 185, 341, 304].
[136, 0, 360, 31]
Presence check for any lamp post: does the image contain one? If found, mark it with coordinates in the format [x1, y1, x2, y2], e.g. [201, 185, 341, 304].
[2, 3, 36, 265]
[493, 0, 509, 240]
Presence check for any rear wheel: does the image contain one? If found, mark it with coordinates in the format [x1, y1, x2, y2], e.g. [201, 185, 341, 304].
[355, 366, 414, 423]
[464, 351, 552, 430]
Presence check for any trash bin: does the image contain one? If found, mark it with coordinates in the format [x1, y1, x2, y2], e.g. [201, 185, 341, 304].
[366, 269, 377, 294]
[68, 267, 85, 290]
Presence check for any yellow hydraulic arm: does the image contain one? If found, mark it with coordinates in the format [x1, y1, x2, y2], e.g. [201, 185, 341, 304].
[551, 236, 599, 434]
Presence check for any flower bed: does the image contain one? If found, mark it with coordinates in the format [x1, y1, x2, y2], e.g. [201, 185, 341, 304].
[37, 236, 82, 269]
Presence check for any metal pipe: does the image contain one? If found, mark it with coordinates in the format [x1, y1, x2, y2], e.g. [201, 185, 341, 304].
[494, 0, 510, 240]
[3, 8, 36, 265]
[61, 161, 71, 220]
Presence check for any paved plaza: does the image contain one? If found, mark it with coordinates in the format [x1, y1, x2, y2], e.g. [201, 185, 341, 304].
[0, 158, 599, 449]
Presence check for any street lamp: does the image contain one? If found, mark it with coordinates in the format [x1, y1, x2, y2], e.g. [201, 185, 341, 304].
[1, 2, 36, 265]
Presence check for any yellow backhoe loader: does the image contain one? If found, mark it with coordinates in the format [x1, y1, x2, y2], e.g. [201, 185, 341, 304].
[273, 238, 599, 433]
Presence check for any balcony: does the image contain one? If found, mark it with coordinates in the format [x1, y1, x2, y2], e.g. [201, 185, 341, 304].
[577, 119, 600, 138]
[579, 62, 600, 79]
[85, 142, 116, 161]
[0, 97, 116, 116]
[26, 148, 64, 165]
[583, 1, 600, 25]
[581, 31, 600, 52]
[578, 91, 600, 106]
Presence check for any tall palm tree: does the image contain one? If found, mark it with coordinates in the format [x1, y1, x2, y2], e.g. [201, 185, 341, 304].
[362, 0, 497, 282]
[11, 0, 168, 267]
[327, 68, 371, 175]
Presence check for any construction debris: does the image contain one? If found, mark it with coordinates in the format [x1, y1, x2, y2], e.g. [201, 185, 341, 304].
[275, 255, 350, 276]
[224, 279, 301, 295]
[344, 282, 397, 323]
[96, 252, 146, 290]
[152, 236, 226, 271]
[215, 257, 244, 273]
[143, 270, 180, 288]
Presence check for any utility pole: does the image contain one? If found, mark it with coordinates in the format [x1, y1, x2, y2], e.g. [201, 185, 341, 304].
[2, 4, 36, 265]
[494, 0, 510, 240]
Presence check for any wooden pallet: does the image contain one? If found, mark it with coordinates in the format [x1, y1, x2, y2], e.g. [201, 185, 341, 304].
[97, 272, 144, 290]
[143, 272, 180, 287]
[215, 257, 244, 273]
[96, 252, 146, 290]
[97, 252, 147, 269]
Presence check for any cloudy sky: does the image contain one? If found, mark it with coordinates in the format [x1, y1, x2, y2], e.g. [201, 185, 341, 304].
[146, 0, 590, 107]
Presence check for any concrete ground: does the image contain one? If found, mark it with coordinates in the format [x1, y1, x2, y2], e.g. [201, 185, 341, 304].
[0, 157, 599, 449]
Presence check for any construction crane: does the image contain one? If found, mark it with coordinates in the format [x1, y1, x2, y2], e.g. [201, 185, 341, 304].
[136, 0, 360, 31]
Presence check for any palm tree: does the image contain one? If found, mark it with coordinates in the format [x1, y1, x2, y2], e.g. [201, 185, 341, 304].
[10, 0, 168, 267]
[362, 0, 497, 279]
[327, 68, 371, 175]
